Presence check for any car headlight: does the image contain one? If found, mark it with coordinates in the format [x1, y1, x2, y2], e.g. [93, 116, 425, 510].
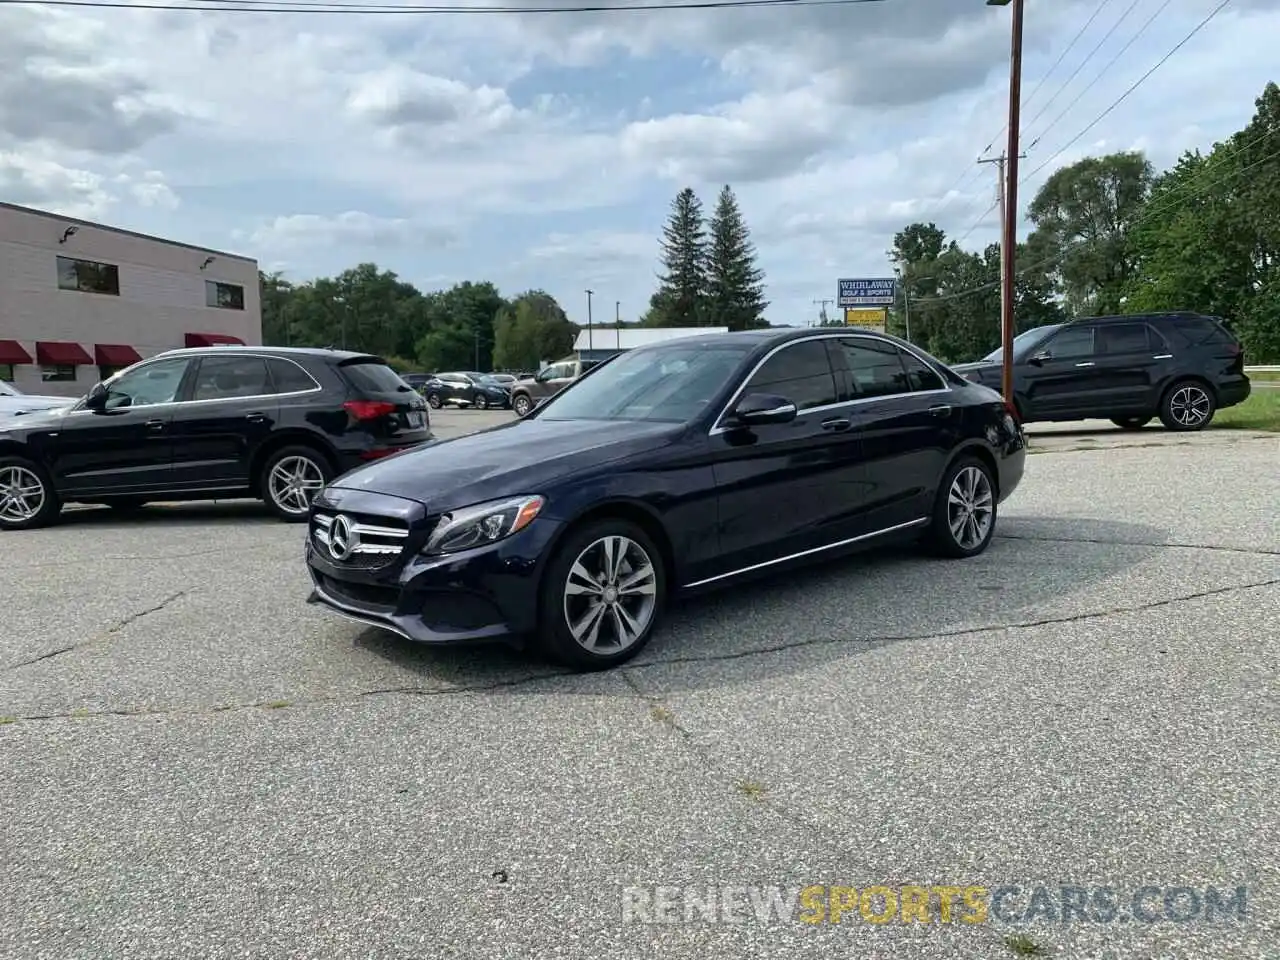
[424, 494, 545, 554]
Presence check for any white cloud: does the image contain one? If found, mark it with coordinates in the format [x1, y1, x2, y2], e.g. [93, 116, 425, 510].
[245, 211, 457, 253]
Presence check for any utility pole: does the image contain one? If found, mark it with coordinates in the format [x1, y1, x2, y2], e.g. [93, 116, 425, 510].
[615, 301, 621, 351]
[987, 0, 1026, 408]
[813, 298, 834, 326]
[978, 151, 1026, 363]
[894, 267, 912, 342]
[585, 289, 594, 352]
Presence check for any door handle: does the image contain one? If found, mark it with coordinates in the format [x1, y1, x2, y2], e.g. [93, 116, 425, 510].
[928, 404, 953, 417]
[820, 418, 851, 432]
[1153, 354, 1173, 360]
[144, 419, 165, 432]
[245, 412, 266, 423]
[1074, 361, 1095, 367]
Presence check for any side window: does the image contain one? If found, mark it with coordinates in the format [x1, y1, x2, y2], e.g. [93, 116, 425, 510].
[105, 358, 192, 409]
[1095, 322, 1152, 355]
[841, 338, 910, 399]
[897, 349, 947, 392]
[1164, 317, 1235, 349]
[191, 355, 272, 402]
[267, 358, 319, 394]
[1039, 325, 1095, 359]
[742, 340, 839, 411]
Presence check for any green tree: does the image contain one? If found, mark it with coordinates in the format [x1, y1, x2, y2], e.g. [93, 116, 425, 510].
[651, 187, 708, 326]
[705, 185, 769, 330]
[492, 291, 575, 370]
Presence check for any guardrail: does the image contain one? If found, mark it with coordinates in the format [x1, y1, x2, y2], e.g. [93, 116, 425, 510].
[1245, 365, 1280, 373]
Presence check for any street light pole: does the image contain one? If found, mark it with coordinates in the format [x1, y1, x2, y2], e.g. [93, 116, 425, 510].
[585, 289, 594, 353]
[988, 0, 1025, 409]
[615, 301, 621, 351]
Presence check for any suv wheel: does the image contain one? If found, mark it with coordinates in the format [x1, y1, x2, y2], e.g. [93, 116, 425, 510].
[1160, 381, 1216, 431]
[426, 392, 442, 409]
[0, 457, 62, 531]
[1111, 416, 1152, 430]
[536, 519, 666, 671]
[261, 445, 332, 522]
[512, 394, 533, 417]
[925, 456, 997, 559]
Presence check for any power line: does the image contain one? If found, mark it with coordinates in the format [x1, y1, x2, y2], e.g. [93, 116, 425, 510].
[1026, 0, 1174, 153]
[0, 0, 889, 12]
[1020, 0, 1232, 184]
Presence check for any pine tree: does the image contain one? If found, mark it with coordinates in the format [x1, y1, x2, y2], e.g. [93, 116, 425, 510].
[653, 187, 709, 326]
[706, 185, 769, 331]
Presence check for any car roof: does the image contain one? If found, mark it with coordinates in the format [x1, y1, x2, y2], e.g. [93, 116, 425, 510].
[150, 345, 381, 363]
[629, 326, 916, 353]
[1063, 311, 1212, 326]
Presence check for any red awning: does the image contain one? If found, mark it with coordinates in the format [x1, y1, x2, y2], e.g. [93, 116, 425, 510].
[94, 343, 143, 367]
[36, 341, 94, 366]
[0, 340, 33, 365]
[185, 332, 246, 348]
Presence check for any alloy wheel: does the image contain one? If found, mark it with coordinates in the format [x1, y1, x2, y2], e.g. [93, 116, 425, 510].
[562, 535, 658, 654]
[428, 394, 442, 409]
[0, 465, 45, 524]
[268, 455, 326, 515]
[474, 394, 488, 410]
[947, 465, 994, 551]
[514, 396, 531, 417]
[1169, 385, 1211, 427]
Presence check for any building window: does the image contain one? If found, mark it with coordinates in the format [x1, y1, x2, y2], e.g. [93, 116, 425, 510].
[0, 364, 14, 382]
[56, 256, 121, 295]
[99, 365, 125, 381]
[206, 280, 245, 310]
[41, 365, 78, 382]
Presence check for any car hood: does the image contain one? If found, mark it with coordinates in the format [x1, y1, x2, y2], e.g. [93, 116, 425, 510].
[950, 361, 998, 379]
[327, 416, 683, 511]
[0, 403, 72, 427]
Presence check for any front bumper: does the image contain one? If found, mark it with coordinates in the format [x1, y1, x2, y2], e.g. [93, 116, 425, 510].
[304, 486, 564, 645]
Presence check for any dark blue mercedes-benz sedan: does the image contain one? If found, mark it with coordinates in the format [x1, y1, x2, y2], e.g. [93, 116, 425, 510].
[305, 327, 1026, 670]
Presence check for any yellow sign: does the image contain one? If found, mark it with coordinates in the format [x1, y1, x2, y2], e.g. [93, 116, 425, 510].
[845, 308, 887, 332]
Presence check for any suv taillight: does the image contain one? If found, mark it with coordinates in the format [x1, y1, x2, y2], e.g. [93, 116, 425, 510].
[344, 400, 396, 421]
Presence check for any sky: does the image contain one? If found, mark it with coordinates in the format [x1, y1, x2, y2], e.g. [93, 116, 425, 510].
[2, 0, 1278, 328]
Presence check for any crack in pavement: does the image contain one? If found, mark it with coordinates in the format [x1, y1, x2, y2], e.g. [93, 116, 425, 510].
[1, 591, 191, 673]
[996, 534, 1280, 557]
[11, 544, 290, 570]
[2, 577, 1276, 727]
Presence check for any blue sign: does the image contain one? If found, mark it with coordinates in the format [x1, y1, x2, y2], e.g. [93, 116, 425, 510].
[838, 278, 897, 308]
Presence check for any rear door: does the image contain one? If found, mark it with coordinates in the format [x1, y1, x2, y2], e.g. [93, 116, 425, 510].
[1088, 320, 1173, 413]
[336, 356, 431, 447]
[168, 353, 279, 488]
[1019, 324, 1098, 418]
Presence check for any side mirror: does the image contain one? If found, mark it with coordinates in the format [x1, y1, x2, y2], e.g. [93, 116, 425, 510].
[731, 393, 797, 427]
[85, 382, 109, 411]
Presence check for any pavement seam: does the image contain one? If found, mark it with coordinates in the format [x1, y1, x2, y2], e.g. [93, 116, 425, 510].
[996, 534, 1280, 557]
[1, 590, 191, 673]
[10, 544, 290, 571]
[2, 576, 1277, 728]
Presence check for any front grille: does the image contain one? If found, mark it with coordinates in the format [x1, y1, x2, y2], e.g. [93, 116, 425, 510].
[312, 510, 409, 569]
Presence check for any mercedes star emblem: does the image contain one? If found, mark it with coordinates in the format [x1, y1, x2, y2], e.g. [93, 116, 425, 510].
[328, 514, 358, 561]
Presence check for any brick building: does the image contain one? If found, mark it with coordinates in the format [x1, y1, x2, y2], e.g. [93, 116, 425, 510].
[0, 201, 262, 397]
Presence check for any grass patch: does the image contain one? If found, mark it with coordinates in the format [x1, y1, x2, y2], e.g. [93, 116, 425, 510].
[265, 700, 291, 710]
[735, 780, 768, 800]
[1215, 389, 1280, 431]
[1248, 369, 1280, 382]
[0, 716, 16, 725]
[1004, 933, 1048, 956]
[648, 705, 677, 726]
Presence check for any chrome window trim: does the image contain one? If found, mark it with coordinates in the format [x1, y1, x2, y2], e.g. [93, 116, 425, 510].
[708, 332, 954, 436]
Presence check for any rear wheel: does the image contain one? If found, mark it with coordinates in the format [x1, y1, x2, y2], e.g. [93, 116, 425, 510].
[261, 445, 332, 522]
[426, 392, 442, 409]
[1111, 416, 1152, 430]
[925, 456, 997, 559]
[1159, 380, 1215, 431]
[0, 457, 62, 531]
[512, 394, 533, 417]
[473, 393, 489, 410]
[536, 519, 666, 671]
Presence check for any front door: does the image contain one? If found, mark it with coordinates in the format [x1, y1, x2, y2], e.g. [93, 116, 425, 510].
[1018, 324, 1098, 419]
[169, 353, 280, 489]
[709, 338, 861, 577]
[50, 356, 197, 495]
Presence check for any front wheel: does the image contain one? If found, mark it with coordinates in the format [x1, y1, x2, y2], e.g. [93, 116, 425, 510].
[925, 456, 997, 559]
[1111, 416, 1152, 430]
[426, 393, 442, 409]
[537, 520, 666, 671]
[1159, 381, 1215, 431]
[473, 393, 489, 410]
[261, 446, 332, 522]
[0, 457, 62, 531]
[512, 394, 533, 417]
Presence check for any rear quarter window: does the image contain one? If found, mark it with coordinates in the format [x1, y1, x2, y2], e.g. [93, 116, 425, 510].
[340, 361, 411, 394]
[1162, 317, 1237, 349]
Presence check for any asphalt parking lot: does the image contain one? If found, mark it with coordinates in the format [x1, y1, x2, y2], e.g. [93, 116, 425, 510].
[2, 409, 1278, 960]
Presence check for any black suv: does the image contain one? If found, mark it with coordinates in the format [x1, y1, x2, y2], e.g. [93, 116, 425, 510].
[0, 346, 431, 530]
[951, 312, 1250, 431]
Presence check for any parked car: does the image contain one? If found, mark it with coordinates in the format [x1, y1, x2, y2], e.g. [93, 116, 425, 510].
[401, 372, 435, 392]
[422, 372, 510, 410]
[509, 358, 598, 417]
[0, 381, 71, 419]
[0, 346, 432, 530]
[951, 312, 1250, 431]
[304, 327, 1025, 670]
[484, 373, 518, 388]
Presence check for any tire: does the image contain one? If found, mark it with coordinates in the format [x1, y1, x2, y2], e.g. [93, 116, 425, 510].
[925, 455, 998, 559]
[536, 519, 667, 671]
[426, 392, 442, 409]
[1159, 380, 1216, 431]
[512, 394, 533, 417]
[260, 445, 333, 522]
[0, 456, 62, 531]
[1111, 416, 1152, 430]
[473, 393, 489, 410]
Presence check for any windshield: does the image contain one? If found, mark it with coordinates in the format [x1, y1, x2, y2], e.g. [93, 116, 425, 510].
[982, 325, 1061, 363]
[536, 342, 755, 423]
